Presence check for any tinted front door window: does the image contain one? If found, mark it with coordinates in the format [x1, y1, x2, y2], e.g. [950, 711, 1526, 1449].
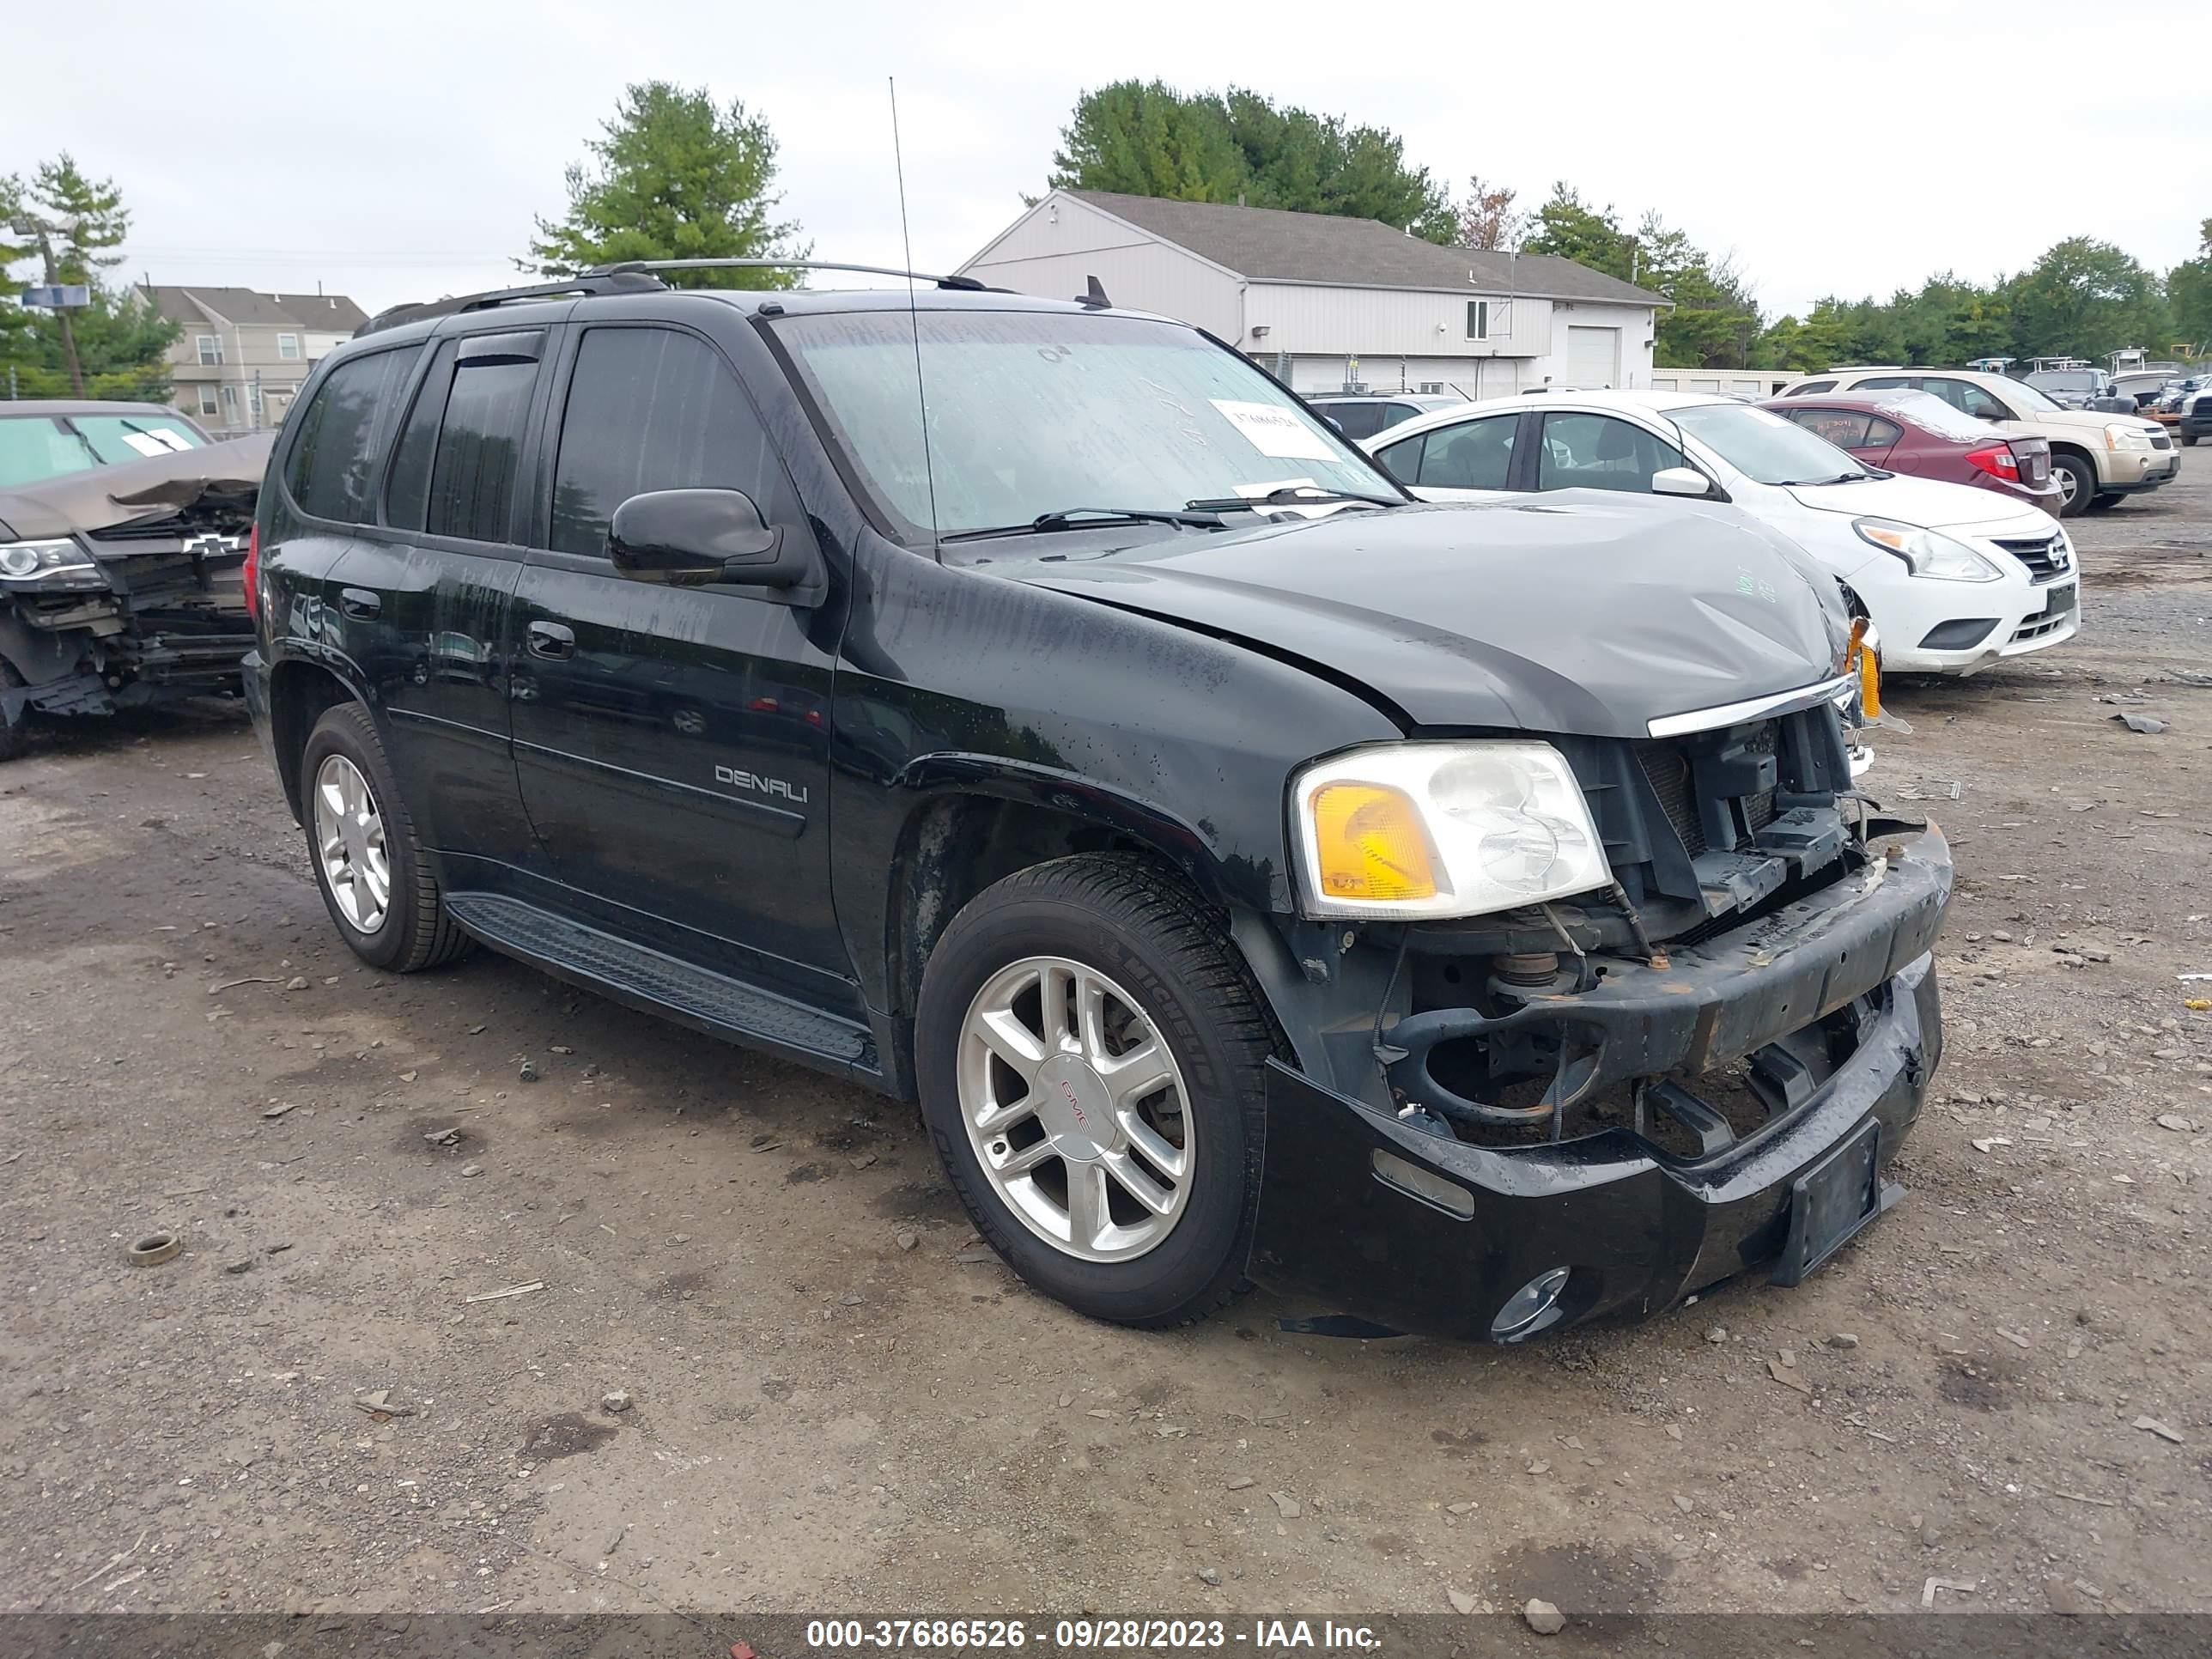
[1535, 414, 1680, 492]
[1918, 377, 2013, 421]
[549, 327, 778, 554]
[507, 325, 848, 1005]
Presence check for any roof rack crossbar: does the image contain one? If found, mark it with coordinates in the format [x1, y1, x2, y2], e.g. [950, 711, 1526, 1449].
[587, 258, 989, 291]
[356, 270, 670, 336]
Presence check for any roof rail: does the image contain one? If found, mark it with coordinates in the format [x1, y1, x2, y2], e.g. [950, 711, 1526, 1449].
[588, 258, 989, 291]
[355, 270, 670, 337]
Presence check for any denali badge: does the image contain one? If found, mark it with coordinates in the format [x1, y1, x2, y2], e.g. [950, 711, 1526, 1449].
[714, 764, 809, 805]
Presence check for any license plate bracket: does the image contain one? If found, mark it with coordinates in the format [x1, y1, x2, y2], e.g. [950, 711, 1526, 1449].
[1771, 1120, 1899, 1287]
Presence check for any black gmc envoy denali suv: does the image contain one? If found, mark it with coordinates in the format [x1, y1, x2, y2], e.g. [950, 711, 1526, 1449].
[246, 267, 1950, 1342]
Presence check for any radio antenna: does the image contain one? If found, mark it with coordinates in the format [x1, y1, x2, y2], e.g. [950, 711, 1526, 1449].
[889, 76, 942, 559]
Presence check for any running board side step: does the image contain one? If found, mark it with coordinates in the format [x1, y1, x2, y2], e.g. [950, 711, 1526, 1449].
[442, 891, 877, 1081]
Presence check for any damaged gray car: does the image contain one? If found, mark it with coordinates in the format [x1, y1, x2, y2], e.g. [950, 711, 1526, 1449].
[0, 406, 269, 761]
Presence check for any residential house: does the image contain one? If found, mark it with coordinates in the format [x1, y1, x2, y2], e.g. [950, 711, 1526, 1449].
[134, 286, 369, 434]
[960, 191, 1668, 399]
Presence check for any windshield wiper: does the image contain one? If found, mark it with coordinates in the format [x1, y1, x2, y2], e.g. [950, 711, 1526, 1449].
[1182, 485, 1401, 512]
[938, 506, 1228, 544]
[1780, 472, 1872, 486]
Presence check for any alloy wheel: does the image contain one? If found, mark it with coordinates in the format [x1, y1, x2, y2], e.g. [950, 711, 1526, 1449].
[956, 955, 1194, 1261]
[313, 754, 391, 933]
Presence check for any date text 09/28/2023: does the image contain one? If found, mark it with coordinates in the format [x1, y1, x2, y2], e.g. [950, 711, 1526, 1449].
[801, 1617, 1384, 1650]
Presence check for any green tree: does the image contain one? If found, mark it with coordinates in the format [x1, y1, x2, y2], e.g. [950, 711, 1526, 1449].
[2161, 219, 2212, 350]
[2, 155, 176, 398]
[1048, 80, 1244, 204]
[1048, 82, 1456, 241]
[2002, 237, 2172, 361]
[523, 82, 806, 289]
[1520, 185, 1638, 280]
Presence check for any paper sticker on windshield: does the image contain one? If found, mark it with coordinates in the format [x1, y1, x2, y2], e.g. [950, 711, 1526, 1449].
[1210, 399, 1340, 461]
[119, 432, 170, 459]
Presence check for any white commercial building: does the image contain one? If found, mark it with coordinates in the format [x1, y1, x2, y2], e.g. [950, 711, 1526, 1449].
[960, 190, 1668, 399]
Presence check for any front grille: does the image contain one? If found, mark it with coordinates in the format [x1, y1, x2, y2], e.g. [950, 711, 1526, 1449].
[2013, 609, 2072, 643]
[2150, 430, 2172, 451]
[1993, 532, 2072, 585]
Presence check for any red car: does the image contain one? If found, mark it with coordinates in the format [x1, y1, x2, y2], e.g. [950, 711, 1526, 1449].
[1759, 390, 2063, 511]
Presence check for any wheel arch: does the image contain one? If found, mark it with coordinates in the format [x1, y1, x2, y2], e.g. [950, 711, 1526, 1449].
[881, 763, 1261, 1028]
[267, 655, 375, 823]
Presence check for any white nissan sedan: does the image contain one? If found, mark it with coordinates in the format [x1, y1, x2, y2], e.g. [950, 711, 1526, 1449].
[1365, 390, 2080, 675]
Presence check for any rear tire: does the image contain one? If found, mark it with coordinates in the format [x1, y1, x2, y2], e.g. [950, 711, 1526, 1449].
[915, 854, 1277, 1328]
[2050, 452, 2096, 518]
[299, 702, 471, 973]
[2183, 432, 2199, 447]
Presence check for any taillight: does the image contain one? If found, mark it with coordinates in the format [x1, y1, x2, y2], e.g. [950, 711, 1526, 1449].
[1966, 443, 2019, 481]
[242, 525, 261, 624]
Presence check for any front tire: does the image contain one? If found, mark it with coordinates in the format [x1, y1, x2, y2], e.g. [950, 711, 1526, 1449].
[299, 702, 471, 973]
[2050, 452, 2096, 518]
[915, 855, 1277, 1328]
[0, 659, 27, 763]
[2087, 492, 2122, 512]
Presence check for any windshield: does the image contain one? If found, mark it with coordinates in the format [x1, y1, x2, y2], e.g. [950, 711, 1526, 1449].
[1667, 401, 1869, 485]
[2002, 379, 2064, 414]
[769, 307, 1400, 540]
[0, 411, 206, 489]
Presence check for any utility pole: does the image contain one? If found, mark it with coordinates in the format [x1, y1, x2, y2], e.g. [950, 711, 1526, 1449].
[9, 213, 87, 397]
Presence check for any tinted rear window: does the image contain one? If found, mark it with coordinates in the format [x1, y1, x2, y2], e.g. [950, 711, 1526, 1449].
[283, 348, 416, 523]
[384, 332, 541, 542]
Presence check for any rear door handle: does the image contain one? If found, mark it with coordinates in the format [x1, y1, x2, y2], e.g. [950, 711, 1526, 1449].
[338, 586, 381, 620]
[526, 621, 575, 659]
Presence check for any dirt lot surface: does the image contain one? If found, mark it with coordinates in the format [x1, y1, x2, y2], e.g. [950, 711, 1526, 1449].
[3, 462, 2208, 1629]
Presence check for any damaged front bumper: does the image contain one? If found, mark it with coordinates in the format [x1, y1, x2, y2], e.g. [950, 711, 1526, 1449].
[1248, 823, 1952, 1341]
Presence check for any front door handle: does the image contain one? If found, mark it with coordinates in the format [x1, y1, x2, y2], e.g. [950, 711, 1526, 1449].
[526, 621, 575, 660]
[338, 586, 381, 620]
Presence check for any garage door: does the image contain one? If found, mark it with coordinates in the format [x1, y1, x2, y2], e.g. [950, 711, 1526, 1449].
[1565, 325, 1620, 388]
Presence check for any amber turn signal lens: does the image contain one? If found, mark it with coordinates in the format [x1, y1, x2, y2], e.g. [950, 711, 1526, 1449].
[1310, 783, 1437, 902]
[1845, 617, 1882, 721]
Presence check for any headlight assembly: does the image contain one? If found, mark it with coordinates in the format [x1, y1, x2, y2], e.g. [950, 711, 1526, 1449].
[1852, 518, 2001, 582]
[0, 538, 103, 589]
[1291, 741, 1609, 921]
[2102, 423, 2152, 452]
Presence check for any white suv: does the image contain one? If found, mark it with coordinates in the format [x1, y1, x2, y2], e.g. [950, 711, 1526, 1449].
[1775, 368, 2176, 517]
[1365, 390, 2079, 676]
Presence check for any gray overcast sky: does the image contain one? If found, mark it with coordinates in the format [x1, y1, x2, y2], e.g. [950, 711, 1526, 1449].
[8, 0, 2207, 323]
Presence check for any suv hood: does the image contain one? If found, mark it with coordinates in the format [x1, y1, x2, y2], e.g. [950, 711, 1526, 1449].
[0, 433, 273, 544]
[1784, 470, 2046, 531]
[2015, 406, 2157, 437]
[1007, 493, 1848, 739]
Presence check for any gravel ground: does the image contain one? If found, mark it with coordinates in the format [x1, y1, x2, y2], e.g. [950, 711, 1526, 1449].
[1, 460, 2206, 1626]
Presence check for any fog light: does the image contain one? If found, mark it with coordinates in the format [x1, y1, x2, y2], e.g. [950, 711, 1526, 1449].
[1491, 1267, 1571, 1342]
[1370, 1149, 1474, 1218]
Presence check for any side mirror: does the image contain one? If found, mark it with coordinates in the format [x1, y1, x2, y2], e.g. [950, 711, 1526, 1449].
[1650, 467, 1712, 498]
[609, 489, 817, 595]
